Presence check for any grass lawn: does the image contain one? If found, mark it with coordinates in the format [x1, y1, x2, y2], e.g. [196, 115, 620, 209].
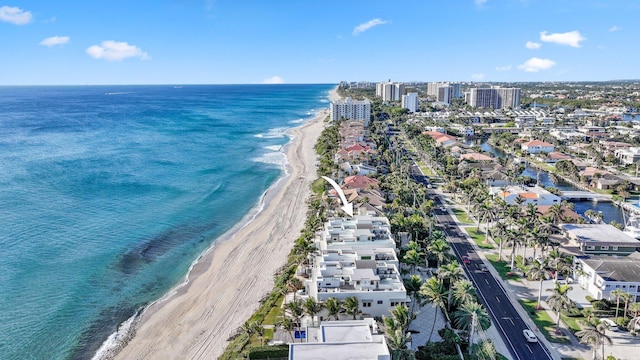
[486, 254, 521, 281]
[561, 314, 586, 334]
[262, 296, 284, 325]
[466, 228, 494, 249]
[452, 208, 474, 225]
[519, 299, 571, 344]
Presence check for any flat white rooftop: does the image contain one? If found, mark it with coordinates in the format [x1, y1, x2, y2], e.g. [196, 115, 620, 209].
[289, 338, 390, 360]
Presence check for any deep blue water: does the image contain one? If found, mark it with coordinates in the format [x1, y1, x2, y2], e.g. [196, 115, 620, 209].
[0, 84, 334, 359]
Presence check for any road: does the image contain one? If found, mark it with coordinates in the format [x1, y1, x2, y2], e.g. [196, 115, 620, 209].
[410, 164, 554, 360]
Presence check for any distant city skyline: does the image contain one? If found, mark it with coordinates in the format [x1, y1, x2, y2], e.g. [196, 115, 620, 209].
[1, 0, 638, 85]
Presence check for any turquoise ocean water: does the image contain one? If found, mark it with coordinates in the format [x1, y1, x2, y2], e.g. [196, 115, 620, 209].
[0, 84, 334, 359]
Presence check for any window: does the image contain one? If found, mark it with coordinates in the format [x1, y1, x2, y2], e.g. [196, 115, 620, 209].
[586, 245, 595, 250]
[600, 246, 609, 250]
[377, 300, 383, 305]
[612, 246, 619, 250]
[361, 256, 371, 260]
[362, 301, 372, 308]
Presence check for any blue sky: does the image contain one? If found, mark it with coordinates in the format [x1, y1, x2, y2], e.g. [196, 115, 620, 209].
[1, 0, 638, 85]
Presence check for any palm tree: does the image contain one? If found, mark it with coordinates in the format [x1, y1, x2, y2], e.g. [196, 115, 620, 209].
[275, 316, 295, 342]
[546, 283, 574, 333]
[403, 249, 423, 275]
[324, 297, 342, 321]
[610, 289, 629, 323]
[622, 292, 633, 319]
[451, 279, 476, 307]
[303, 297, 324, 327]
[630, 301, 640, 318]
[527, 259, 551, 310]
[427, 238, 450, 269]
[437, 262, 463, 288]
[286, 277, 304, 300]
[547, 203, 565, 226]
[284, 299, 305, 330]
[576, 320, 612, 360]
[342, 296, 362, 320]
[420, 277, 449, 342]
[384, 304, 416, 336]
[492, 220, 509, 262]
[547, 249, 573, 283]
[453, 301, 491, 345]
[241, 320, 264, 346]
[385, 328, 414, 360]
[404, 275, 424, 313]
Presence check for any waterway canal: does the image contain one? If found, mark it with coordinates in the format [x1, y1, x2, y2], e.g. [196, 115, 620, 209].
[468, 140, 626, 224]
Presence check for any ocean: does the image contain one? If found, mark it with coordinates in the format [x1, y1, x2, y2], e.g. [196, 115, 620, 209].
[0, 84, 334, 359]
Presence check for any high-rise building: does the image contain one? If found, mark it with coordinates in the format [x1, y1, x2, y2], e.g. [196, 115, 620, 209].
[376, 81, 405, 101]
[330, 97, 371, 125]
[437, 85, 452, 104]
[401, 92, 419, 112]
[428, 82, 462, 99]
[468, 87, 521, 109]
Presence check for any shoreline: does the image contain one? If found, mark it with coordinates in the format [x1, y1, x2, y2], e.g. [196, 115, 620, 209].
[98, 87, 338, 360]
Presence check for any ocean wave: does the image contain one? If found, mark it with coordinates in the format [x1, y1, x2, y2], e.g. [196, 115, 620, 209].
[253, 127, 288, 139]
[252, 152, 287, 167]
[263, 145, 283, 152]
[288, 118, 304, 124]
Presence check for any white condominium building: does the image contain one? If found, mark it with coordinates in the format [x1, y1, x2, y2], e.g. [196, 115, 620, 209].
[401, 92, 419, 112]
[468, 87, 521, 109]
[330, 97, 371, 125]
[306, 216, 408, 317]
[375, 81, 405, 101]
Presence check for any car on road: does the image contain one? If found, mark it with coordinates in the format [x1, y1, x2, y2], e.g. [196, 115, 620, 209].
[462, 256, 470, 265]
[479, 264, 489, 272]
[522, 329, 538, 343]
[600, 318, 619, 331]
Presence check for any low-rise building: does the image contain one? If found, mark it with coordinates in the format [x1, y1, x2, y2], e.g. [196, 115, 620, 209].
[575, 253, 640, 303]
[615, 147, 640, 165]
[490, 185, 561, 206]
[288, 318, 390, 360]
[559, 223, 640, 256]
[521, 140, 555, 154]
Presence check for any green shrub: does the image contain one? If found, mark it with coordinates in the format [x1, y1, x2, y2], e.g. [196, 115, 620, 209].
[563, 307, 583, 317]
[617, 317, 630, 328]
[247, 345, 289, 359]
[592, 300, 611, 310]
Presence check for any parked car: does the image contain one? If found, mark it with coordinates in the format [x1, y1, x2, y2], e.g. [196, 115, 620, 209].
[522, 329, 538, 343]
[600, 318, 619, 331]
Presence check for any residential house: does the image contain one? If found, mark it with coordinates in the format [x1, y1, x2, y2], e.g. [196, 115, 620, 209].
[490, 185, 561, 206]
[342, 175, 379, 190]
[615, 147, 640, 165]
[288, 318, 391, 360]
[460, 152, 494, 161]
[521, 140, 555, 154]
[575, 253, 640, 303]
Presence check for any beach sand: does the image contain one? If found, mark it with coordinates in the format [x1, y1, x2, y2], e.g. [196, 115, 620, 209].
[109, 88, 340, 360]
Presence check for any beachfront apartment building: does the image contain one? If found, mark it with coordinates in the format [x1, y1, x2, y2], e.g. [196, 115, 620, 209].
[401, 92, 419, 113]
[288, 318, 390, 360]
[306, 216, 408, 317]
[330, 97, 371, 125]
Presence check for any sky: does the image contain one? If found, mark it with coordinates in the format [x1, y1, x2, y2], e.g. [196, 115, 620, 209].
[1, 0, 639, 85]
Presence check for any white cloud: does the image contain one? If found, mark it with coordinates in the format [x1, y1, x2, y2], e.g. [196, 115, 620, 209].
[262, 76, 284, 84]
[0, 6, 32, 25]
[495, 65, 512, 72]
[525, 41, 541, 49]
[609, 25, 621, 32]
[471, 73, 485, 81]
[86, 41, 149, 61]
[40, 36, 70, 47]
[474, 0, 487, 5]
[518, 57, 556, 72]
[539, 30, 585, 48]
[352, 18, 388, 36]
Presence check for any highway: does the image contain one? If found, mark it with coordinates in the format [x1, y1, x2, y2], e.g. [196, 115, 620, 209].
[410, 164, 554, 360]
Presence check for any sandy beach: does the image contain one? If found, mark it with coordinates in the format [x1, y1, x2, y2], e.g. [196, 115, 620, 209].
[108, 88, 340, 359]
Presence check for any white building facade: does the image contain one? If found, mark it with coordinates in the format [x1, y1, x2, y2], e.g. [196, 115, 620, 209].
[330, 97, 371, 125]
[401, 92, 419, 112]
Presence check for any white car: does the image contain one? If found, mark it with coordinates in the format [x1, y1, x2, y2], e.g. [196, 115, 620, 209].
[523, 329, 538, 343]
[600, 318, 619, 331]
